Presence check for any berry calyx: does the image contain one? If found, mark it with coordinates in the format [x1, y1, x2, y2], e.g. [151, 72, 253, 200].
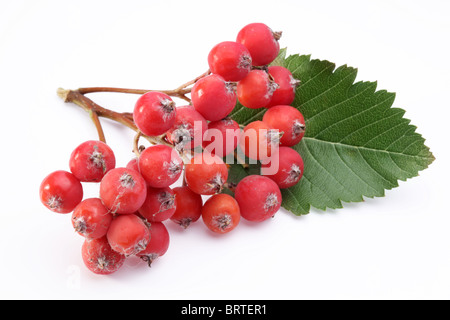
[266, 66, 300, 108]
[191, 74, 237, 122]
[137, 221, 170, 267]
[69, 140, 116, 183]
[81, 236, 126, 275]
[201, 194, 240, 234]
[262, 105, 306, 147]
[99, 167, 147, 215]
[166, 106, 208, 151]
[237, 70, 278, 109]
[236, 23, 281, 66]
[261, 146, 304, 189]
[170, 186, 203, 229]
[138, 186, 177, 222]
[234, 175, 282, 222]
[39, 170, 83, 214]
[72, 198, 113, 240]
[138, 145, 183, 188]
[184, 153, 229, 195]
[208, 41, 252, 81]
[239, 120, 281, 161]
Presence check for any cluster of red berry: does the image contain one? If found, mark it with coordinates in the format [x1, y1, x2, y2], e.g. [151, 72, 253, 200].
[39, 23, 306, 275]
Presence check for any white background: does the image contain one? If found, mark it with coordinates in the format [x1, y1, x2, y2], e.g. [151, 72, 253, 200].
[0, 0, 449, 300]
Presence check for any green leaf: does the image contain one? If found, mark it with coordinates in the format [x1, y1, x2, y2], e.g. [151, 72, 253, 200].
[228, 53, 435, 216]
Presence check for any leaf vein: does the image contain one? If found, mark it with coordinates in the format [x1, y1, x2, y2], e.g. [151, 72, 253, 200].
[301, 173, 337, 207]
[363, 120, 406, 148]
[304, 137, 432, 161]
[303, 139, 353, 197]
[301, 69, 356, 112]
[333, 144, 380, 194]
[327, 95, 395, 142]
[307, 81, 374, 124]
[283, 187, 309, 213]
[356, 148, 396, 187]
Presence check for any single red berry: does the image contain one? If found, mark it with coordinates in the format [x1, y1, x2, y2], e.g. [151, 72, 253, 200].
[203, 118, 241, 158]
[126, 157, 139, 172]
[99, 167, 147, 215]
[239, 120, 281, 161]
[138, 145, 183, 188]
[191, 74, 237, 122]
[72, 198, 113, 240]
[133, 91, 177, 136]
[39, 170, 83, 214]
[106, 214, 150, 256]
[170, 186, 203, 229]
[137, 222, 170, 267]
[166, 105, 208, 151]
[262, 105, 306, 147]
[261, 146, 304, 189]
[201, 194, 240, 234]
[138, 186, 177, 222]
[208, 41, 252, 81]
[234, 175, 282, 222]
[185, 153, 229, 195]
[266, 66, 300, 108]
[69, 140, 116, 183]
[81, 236, 126, 275]
[237, 70, 278, 109]
[236, 23, 281, 66]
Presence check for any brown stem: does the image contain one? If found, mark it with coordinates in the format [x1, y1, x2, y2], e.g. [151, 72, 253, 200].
[56, 71, 210, 152]
[133, 131, 143, 157]
[57, 88, 172, 148]
[58, 88, 136, 130]
[88, 109, 106, 143]
[122, 112, 134, 122]
[76, 70, 210, 104]
[175, 69, 211, 90]
[78, 86, 191, 97]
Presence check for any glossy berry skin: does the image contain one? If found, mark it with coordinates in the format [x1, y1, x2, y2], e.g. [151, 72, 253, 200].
[106, 214, 150, 256]
[133, 91, 177, 137]
[261, 146, 304, 189]
[208, 41, 252, 81]
[72, 198, 113, 240]
[69, 140, 116, 183]
[138, 145, 183, 188]
[39, 170, 83, 214]
[239, 121, 281, 161]
[82, 236, 126, 275]
[137, 222, 170, 267]
[99, 167, 147, 215]
[203, 118, 241, 158]
[138, 186, 177, 222]
[202, 194, 240, 234]
[191, 74, 237, 122]
[166, 106, 208, 151]
[170, 186, 203, 229]
[262, 105, 306, 147]
[185, 153, 229, 195]
[126, 158, 139, 172]
[266, 66, 299, 108]
[236, 23, 280, 66]
[234, 175, 282, 222]
[237, 70, 277, 109]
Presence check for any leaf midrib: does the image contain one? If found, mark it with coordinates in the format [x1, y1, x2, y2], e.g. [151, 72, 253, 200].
[302, 137, 433, 161]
